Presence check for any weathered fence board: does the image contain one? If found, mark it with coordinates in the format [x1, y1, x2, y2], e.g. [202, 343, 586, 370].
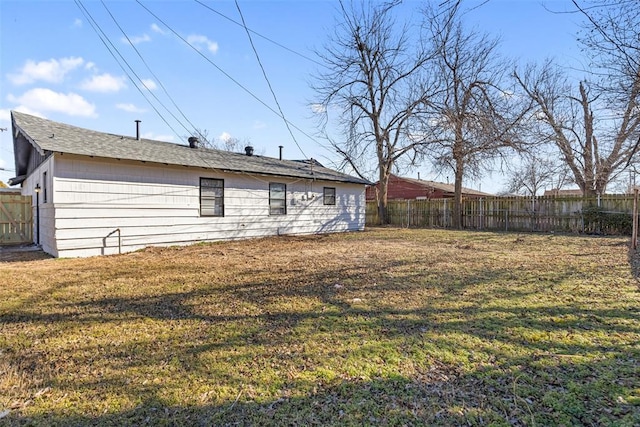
[366, 195, 636, 235]
[0, 194, 33, 245]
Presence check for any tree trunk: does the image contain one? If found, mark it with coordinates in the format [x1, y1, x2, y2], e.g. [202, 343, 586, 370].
[453, 160, 464, 229]
[377, 165, 391, 225]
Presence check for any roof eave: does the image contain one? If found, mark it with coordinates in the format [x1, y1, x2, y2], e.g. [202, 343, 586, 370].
[8, 175, 26, 186]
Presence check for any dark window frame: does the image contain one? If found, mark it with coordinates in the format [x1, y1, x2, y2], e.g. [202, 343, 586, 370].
[269, 182, 287, 215]
[200, 178, 224, 217]
[323, 187, 336, 205]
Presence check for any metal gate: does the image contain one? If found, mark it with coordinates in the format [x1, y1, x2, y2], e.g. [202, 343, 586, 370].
[0, 193, 33, 245]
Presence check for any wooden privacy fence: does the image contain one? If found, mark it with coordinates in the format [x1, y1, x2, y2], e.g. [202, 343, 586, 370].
[366, 194, 637, 235]
[0, 193, 33, 245]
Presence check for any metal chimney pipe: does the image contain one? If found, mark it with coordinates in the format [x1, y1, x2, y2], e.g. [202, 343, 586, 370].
[418, 172, 421, 180]
[279, 145, 283, 160]
[135, 120, 141, 140]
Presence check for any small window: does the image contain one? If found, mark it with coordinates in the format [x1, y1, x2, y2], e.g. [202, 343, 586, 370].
[200, 178, 224, 216]
[269, 183, 286, 215]
[323, 187, 336, 205]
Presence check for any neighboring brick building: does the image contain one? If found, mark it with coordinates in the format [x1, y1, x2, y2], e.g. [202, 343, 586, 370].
[366, 174, 492, 201]
[543, 188, 584, 197]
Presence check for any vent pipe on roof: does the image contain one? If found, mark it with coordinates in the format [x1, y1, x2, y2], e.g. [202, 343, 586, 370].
[279, 145, 283, 160]
[418, 172, 420, 180]
[245, 146, 254, 156]
[188, 136, 199, 149]
[135, 120, 141, 140]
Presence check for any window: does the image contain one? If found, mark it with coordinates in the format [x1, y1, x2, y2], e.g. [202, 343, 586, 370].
[200, 178, 224, 216]
[323, 187, 336, 205]
[42, 171, 48, 203]
[269, 183, 286, 215]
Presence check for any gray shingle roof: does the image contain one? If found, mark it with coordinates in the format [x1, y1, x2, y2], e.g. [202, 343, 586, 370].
[12, 111, 370, 185]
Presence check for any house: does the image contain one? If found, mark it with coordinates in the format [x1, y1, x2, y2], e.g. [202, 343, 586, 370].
[8, 111, 369, 258]
[366, 174, 492, 201]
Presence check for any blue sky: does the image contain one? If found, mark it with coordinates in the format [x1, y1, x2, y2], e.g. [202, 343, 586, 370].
[0, 0, 581, 192]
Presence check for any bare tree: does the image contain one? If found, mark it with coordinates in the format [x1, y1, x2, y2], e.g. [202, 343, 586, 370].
[312, 1, 437, 224]
[574, 0, 639, 95]
[576, 0, 640, 174]
[216, 136, 249, 153]
[504, 154, 571, 197]
[514, 1, 640, 196]
[420, 4, 532, 228]
[515, 58, 640, 196]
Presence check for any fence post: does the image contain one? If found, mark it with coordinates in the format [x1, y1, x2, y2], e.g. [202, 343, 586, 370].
[444, 199, 448, 228]
[531, 196, 535, 232]
[633, 189, 638, 250]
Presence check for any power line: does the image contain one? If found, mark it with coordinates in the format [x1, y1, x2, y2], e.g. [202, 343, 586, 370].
[234, 0, 307, 158]
[74, 0, 187, 141]
[79, 0, 331, 167]
[99, 0, 205, 141]
[84, 2, 318, 189]
[135, 0, 325, 153]
[193, 0, 324, 67]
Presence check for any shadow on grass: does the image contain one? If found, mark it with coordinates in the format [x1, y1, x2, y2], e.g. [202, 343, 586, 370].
[627, 244, 640, 288]
[0, 245, 51, 263]
[4, 351, 639, 426]
[2, 239, 639, 426]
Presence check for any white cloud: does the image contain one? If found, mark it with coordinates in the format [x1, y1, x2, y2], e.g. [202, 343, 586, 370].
[123, 33, 151, 45]
[140, 79, 157, 90]
[142, 132, 174, 142]
[116, 103, 146, 113]
[150, 23, 167, 35]
[85, 62, 97, 71]
[7, 88, 96, 117]
[310, 103, 326, 114]
[0, 109, 11, 124]
[72, 18, 82, 28]
[187, 34, 219, 54]
[80, 73, 127, 93]
[219, 132, 232, 142]
[8, 57, 84, 85]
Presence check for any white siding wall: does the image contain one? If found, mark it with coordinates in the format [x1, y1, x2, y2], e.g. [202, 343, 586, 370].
[22, 156, 57, 256]
[50, 155, 365, 257]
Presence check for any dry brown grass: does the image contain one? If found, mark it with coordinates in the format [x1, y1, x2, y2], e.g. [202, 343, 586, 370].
[0, 228, 639, 426]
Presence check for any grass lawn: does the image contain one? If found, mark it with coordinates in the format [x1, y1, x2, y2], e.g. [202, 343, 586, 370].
[1, 228, 639, 426]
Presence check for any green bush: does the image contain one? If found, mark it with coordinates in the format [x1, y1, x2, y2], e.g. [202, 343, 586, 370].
[582, 205, 633, 235]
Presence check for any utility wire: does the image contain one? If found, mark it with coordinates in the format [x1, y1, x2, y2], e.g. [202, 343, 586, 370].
[136, 0, 325, 152]
[93, 4, 314, 189]
[194, 0, 324, 67]
[234, 0, 307, 158]
[74, 0, 187, 141]
[100, 0, 206, 141]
